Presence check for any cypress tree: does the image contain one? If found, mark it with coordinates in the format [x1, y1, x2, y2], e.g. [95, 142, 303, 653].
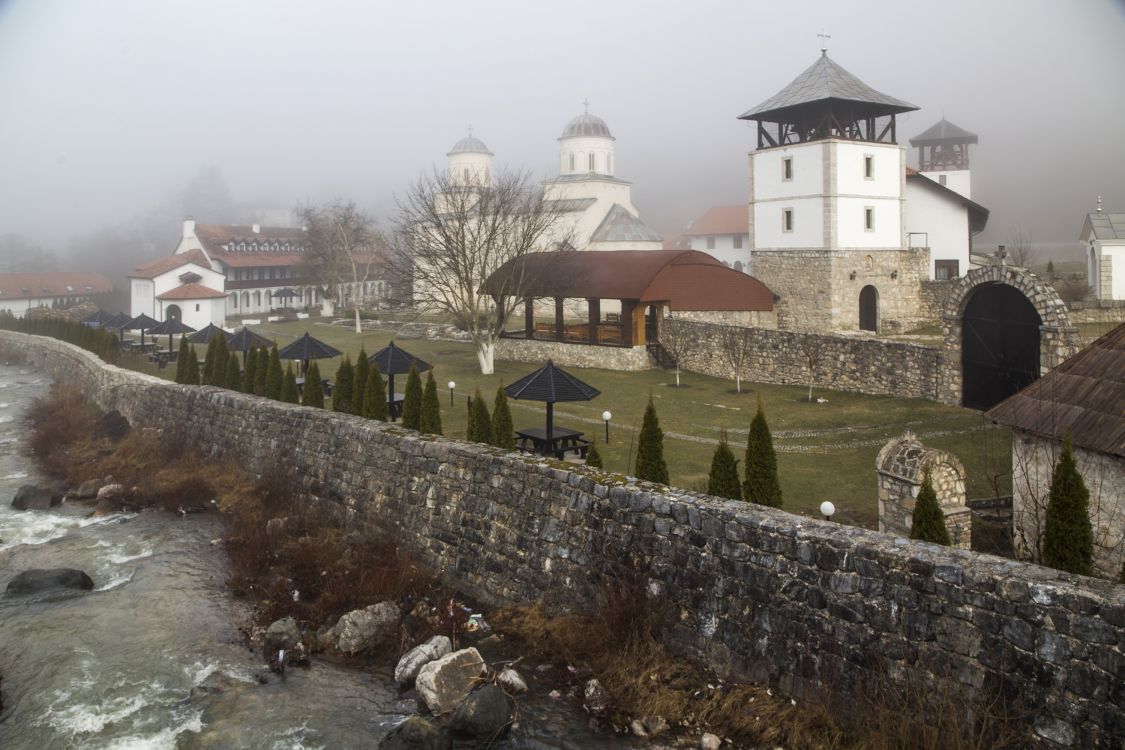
[280, 363, 299, 404]
[353, 347, 369, 416]
[910, 469, 951, 546]
[467, 389, 493, 444]
[707, 431, 742, 500]
[420, 371, 442, 435]
[265, 346, 283, 400]
[213, 334, 229, 383]
[301, 361, 325, 408]
[401, 364, 423, 430]
[363, 365, 388, 420]
[744, 398, 782, 507]
[491, 387, 515, 449]
[225, 351, 241, 391]
[242, 347, 259, 394]
[585, 438, 604, 469]
[1042, 438, 1094, 576]
[201, 336, 219, 385]
[254, 346, 269, 396]
[184, 346, 201, 385]
[175, 337, 190, 383]
[333, 355, 355, 413]
[635, 396, 669, 484]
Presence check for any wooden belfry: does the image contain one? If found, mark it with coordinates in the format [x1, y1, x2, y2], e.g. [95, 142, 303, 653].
[738, 47, 918, 148]
[909, 119, 979, 171]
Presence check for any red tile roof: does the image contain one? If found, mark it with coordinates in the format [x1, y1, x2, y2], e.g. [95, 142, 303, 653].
[156, 282, 227, 300]
[0, 272, 113, 301]
[130, 249, 211, 279]
[194, 223, 308, 257]
[686, 205, 749, 236]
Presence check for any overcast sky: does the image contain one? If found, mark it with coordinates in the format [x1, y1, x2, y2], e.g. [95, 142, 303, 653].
[1, 0, 1123, 255]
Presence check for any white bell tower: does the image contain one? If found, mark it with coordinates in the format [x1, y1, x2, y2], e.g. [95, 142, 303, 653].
[447, 130, 493, 188]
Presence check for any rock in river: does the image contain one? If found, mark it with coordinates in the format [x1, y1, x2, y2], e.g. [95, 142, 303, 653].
[6, 568, 94, 595]
[11, 482, 67, 510]
[394, 635, 452, 687]
[415, 647, 487, 715]
[450, 684, 513, 740]
[378, 716, 449, 750]
[264, 616, 302, 655]
[327, 601, 400, 655]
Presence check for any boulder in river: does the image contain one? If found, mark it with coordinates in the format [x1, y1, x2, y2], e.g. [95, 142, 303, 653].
[71, 478, 104, 500]
[584, 678, 609, 715]
[11, 481, 67, 510]
[415, 647, 487, 715]
[394, 635, 452, 687]
[328, 601, 400, 656]
[496, 667, 528, 695]
[263, 616, 302, 656]
[6, 568, 94, 595]
[450, 684, 513, 740]
[378, 716, 449, 750]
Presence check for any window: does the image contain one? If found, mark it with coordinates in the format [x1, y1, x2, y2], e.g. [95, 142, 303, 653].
[864, 155, 874, 180]
[733, 260, 744, 273]
[706, 236, 716, 250]
[864, 207, 875, 231]
[569, 153, 575, 171]
[589, 153, 596, 172]
[938, 175, 947, 186]
[463, 167, 470, 183]
[934, 260, 960, 280]
[195, 304, 200, 312]
[733, 235, 743, 249]
[782, 157, 793, 181]
[607, 154, 612, 174]
[782, 208, 794, 232]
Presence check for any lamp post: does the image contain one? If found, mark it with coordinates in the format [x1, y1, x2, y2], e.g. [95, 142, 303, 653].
[602, 410, 612, 444]
[820, 501, 836, 522]
[448, 380, 456, 407]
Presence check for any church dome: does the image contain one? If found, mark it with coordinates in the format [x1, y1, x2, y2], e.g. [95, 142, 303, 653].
[447, 135, 493, 156]
[560, 113, 614, 139]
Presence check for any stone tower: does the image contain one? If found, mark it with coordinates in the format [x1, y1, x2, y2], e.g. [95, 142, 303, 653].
[738, 51, 928, 333]
[910, 118, 977, 200]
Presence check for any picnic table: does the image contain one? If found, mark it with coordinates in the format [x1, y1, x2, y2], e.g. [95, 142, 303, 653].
[514, 426, 590, 458]
[128, 341, 157, 354]
[295, 377, 334, 397]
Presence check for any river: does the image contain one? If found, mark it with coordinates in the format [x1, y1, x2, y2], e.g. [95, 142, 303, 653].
[0, 363, 640, 749]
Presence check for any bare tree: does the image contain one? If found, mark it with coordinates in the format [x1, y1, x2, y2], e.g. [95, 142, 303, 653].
[657, 315, 697, 387]
[296, 200, 385, 334]
[719, 325, 753, 393]
[1006, 225, 1037, 269]
[390, 167, 572, 374]
[799, 334, 822, 402]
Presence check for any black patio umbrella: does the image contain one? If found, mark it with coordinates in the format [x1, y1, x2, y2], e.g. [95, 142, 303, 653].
[123, 313, 160, 346]
[105, 312, 132, 330]
[83, 310, 114, 327]
[505, 359, 601, 450]
[368, 341, 432, 421]
[272, 288, 299, 304]
[228, 327, 276, 364]
[186, 323, 234, 346]
[277, 331, 342, 375]
[147, 317, 196, 352]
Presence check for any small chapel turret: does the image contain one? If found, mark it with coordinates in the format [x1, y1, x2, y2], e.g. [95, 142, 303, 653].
[447, 131, 493, 188]
[910, 119, 978, 199]
[558, 106, 616, 177]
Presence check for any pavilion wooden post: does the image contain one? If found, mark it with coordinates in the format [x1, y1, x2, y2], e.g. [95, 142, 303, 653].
[631, 304, 646, 345]
[587, 298, 600, 344]
[524, 298, 534, 339]
[620, 300, 636, 346]
[554, 297, 564, 342]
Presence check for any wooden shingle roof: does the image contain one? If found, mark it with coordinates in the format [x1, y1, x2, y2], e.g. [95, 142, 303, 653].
[986, 323, 1125, 457]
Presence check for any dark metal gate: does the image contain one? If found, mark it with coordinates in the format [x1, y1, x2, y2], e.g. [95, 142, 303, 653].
[859, 285, 878, 331]
[961, 283, 1041, 410]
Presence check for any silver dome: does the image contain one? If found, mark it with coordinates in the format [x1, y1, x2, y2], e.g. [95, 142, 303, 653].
[560, 113, 614, 139]
[447, 135, 493, 156]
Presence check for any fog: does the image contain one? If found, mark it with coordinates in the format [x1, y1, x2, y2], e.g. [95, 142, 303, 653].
[1, 0, 1123, 277]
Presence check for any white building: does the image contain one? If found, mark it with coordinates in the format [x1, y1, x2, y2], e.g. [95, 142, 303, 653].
[904, 167, 989, 280]
[1082, 207, 1125, 300]
[0, 272, 113, 317]
[684, 205, 750, 271]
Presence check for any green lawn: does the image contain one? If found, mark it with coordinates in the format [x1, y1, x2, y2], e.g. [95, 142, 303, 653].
[123, 316, 1012, 529]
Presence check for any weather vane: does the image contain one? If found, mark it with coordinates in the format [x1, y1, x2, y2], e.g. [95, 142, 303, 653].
[818, 31, 831, 55]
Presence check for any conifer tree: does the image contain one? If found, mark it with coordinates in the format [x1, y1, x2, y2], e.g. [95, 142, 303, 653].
[744, 398, 782, 507]
[175, 337, 190, 383]
[333, 354, 355, 413]
[280, 363, 299, 404]
[363, 365, 388, 420]
[213, 334, 229, 382]
[585, 438, 604, 469]
[184, 346, 201, 385]
[225, 351, 241, 391]
[201, 336, 219, 385]
[1042, 438, 1094, 576]
[265, 346, 283, 400]
[491, 387, 515, 449]
[910, 469, 951, 546]
[420, 371, 443, 435]
[707, 431, 742, 500]
[635, 396, 669, 484]
[242, 347, 259, 394]
[353, 347, 369, 416]
[301, 361, 325, 408]
[467, 389, 493, 444]
[254, 347, 269, 396]
[401, 364, 423, 430]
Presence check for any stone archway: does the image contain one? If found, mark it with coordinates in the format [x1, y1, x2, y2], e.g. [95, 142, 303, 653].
[939, 265, 1079, 407]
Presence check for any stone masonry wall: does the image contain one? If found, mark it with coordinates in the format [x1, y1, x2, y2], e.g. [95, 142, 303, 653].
[495, 337, 652, 371]
[1067, 299, 1125, 325]
[4, 331, 1123, 748]
[664, 319, 943, 400]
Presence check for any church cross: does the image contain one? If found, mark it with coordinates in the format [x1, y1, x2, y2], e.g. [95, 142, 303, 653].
[583, 98, 589, 114]
[467, 125, 473, 137]
[818, 31, 831, 54]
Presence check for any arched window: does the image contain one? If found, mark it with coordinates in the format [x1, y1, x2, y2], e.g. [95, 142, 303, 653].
[607, 154, 612, 174]
[253, 291, 261, 308]
[734, 261, 744, 273]
[463, 167, 470, 183]
[569, 153, 575, 172]
[589, 153, 596, 172]
[241, 292, 250, 308]
[229, 293, 237, 309]
[485, 167, 489, 183]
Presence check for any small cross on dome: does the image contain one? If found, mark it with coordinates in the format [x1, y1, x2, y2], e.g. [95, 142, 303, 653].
[583, 98, 590, 114]
[818, 31, 831, 55]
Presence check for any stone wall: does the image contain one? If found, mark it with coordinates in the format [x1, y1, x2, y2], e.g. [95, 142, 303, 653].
[4, 330, 1124, 749]
[664, 319, 943, 400]
[1067, 299, 1125, 326]
[674, 309, 778, 329]
[919, 279, 954, 321]
[876, 433, 971, 548]
[494, 337, 651, 371]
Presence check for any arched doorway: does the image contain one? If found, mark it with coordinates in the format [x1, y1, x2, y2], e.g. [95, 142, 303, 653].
[961, 284, 1041, 410]
[166, 304, 181, 323]
[859, 285, 878, 331]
